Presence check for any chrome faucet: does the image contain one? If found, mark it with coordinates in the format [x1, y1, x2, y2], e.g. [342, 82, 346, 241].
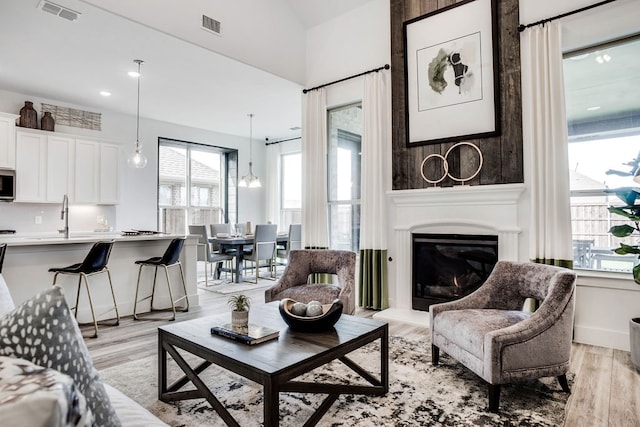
[60, 194, 69, 239]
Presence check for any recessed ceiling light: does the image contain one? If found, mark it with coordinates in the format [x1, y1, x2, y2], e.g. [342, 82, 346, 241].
[587, 106, 601, 111]
[99, 91, 111, 97]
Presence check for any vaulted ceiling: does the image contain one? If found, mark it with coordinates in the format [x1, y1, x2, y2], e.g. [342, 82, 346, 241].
[0, 0, 374, 141]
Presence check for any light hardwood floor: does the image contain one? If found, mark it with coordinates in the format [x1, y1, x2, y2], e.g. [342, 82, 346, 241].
[85, 280, 640, 427]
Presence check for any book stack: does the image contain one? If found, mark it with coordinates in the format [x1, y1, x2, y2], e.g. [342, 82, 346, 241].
[210, 323, 279, 345]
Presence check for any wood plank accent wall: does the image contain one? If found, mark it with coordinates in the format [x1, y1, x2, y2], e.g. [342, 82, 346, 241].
[390, 0, 523, 190]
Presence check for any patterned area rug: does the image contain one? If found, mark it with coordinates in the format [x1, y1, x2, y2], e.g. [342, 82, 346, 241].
[99, 336, 569, 426]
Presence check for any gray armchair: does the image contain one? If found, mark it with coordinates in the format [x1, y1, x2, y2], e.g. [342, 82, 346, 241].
[430, 260, 576, 412]
[264, 249, 356, 315]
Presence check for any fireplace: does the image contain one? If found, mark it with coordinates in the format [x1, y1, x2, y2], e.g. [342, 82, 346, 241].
[412, 233, 498, 311]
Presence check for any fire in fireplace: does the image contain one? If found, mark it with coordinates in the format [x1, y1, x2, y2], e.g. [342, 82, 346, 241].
[412, 233, 498, 311]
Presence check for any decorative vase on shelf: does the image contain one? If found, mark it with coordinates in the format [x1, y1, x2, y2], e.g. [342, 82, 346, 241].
[19, 101, 38, 129]
[41, 111, 55, 132]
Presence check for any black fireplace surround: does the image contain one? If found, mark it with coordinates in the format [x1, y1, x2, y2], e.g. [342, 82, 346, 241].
[412, 233, 498, 311]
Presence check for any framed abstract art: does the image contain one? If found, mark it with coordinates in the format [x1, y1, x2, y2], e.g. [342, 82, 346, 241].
[404, 0, 500, 146]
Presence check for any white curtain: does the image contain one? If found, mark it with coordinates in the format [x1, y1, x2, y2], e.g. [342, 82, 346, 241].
[301, 88, 329, 249]
[521, 22, 573, 267]
[359, 69, 391, 310]
[265, 143, 280, 226]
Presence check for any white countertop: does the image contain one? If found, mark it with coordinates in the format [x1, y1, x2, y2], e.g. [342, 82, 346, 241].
[0, 232, 189, 247]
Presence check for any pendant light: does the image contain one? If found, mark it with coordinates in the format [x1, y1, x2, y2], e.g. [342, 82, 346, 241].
[127, 59, 148, 169]
[239, 113, 261, 188]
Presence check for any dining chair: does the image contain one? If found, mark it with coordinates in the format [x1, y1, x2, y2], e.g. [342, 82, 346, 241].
[243, 223, 277, 283]
[189, 225, 234, 285]
[277, 223, 302, 264]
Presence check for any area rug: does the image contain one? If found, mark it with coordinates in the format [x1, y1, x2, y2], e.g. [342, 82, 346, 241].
[99, 336, 569, 426]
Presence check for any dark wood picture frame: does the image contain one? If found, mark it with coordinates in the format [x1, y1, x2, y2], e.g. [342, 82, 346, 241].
[403, 0, 500, 147]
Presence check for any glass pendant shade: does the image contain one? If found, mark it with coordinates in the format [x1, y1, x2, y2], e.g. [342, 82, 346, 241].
[239, 113, 261, 188]
[128, 59, 147, 169]
[127, 142, 147, 168]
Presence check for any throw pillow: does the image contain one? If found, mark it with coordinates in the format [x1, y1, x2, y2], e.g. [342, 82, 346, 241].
[0, 356, 92, 427]
[0, 286, 121, 427]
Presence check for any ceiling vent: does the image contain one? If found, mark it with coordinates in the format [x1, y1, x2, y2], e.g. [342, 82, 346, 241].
[38, 0, 81, 21]
[202, 14, 221, 36]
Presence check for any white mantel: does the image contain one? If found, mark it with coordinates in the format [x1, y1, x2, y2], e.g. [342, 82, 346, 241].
[374, 183, 526, 326]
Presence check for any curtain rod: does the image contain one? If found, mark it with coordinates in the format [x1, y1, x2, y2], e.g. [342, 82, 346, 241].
[302, 64, 390, 94]
[264, 136, 301, 146]
[518, 0, 618, 32]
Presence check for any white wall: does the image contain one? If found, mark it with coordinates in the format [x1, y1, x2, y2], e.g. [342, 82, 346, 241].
[305, 0, 390, 107]
[0, 88, 265, 233]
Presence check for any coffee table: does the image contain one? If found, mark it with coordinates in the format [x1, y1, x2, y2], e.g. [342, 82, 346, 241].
[158, 302, 388, 426]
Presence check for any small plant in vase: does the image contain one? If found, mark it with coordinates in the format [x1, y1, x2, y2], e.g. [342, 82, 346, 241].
[228, 294, 251, 329]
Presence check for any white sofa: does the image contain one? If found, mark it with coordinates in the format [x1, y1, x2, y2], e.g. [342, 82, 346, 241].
[0, 274, 168, 427]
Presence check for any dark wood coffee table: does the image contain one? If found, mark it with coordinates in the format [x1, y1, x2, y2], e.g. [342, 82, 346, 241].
[157, 302, 388, 426]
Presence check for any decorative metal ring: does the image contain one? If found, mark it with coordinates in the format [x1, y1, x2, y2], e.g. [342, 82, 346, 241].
[444, 142, 483, 183]
[420, 154, 448, 185]
[419, 141, 483, 185]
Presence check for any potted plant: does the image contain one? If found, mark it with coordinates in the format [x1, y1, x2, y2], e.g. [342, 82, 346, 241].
[228, 294, 251, 329]
[608, 187, 640, 370]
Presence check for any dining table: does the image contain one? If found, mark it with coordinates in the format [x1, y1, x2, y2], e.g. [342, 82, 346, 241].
[209, 233, 289, 283]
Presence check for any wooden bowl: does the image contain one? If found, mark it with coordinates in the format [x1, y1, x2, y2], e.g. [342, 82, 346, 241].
[278, 298, 343, 332]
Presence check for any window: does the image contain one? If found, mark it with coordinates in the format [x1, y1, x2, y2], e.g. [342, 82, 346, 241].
[564, 36, 640, 272]
[328, 104, 362, 251]
[158, 138, 237, 234]
[280, 152, 302, 228]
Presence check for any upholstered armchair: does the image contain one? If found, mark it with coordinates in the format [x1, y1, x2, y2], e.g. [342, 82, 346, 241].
[264, 249, 356, 315]
[430, 260, 576, 412]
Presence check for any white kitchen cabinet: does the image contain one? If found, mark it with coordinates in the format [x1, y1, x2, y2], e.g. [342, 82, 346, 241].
[46, 135, 74, 202]
[75, 139, 120, 204]
[99, 143, 119, 204]
[0, 112, 19, 169]
[15, 131, 47, 202]
[74, 139, 100, 204]
[16, 130, 74, 203]
[15, 131, 119, 205]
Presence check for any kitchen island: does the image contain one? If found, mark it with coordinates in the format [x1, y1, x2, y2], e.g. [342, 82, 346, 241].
[0, 233, 199, 323]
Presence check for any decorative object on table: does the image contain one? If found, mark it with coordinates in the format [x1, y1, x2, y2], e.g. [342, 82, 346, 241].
[127, 59, 147, 169]
[606, 186, 640, 371]
[404, 0, 500, 146]
[238, 113, 261, 187]
[210, 323, 279, 345]
[41, 111, 55, 131]
[18, 101, 37, 129]
[279, 298, 343, 332]
[245, 221, 252, 235]
[420, 141, 483, 186]
[228, 294, 250, 328]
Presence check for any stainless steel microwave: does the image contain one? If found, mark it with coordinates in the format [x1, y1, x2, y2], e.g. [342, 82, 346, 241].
[0, 169, 15, 201]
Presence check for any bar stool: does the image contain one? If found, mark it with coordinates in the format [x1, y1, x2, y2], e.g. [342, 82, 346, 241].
[133, 238, 189, 321]
[0, 243, 6, 273]
[48, 240, 119, 338]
